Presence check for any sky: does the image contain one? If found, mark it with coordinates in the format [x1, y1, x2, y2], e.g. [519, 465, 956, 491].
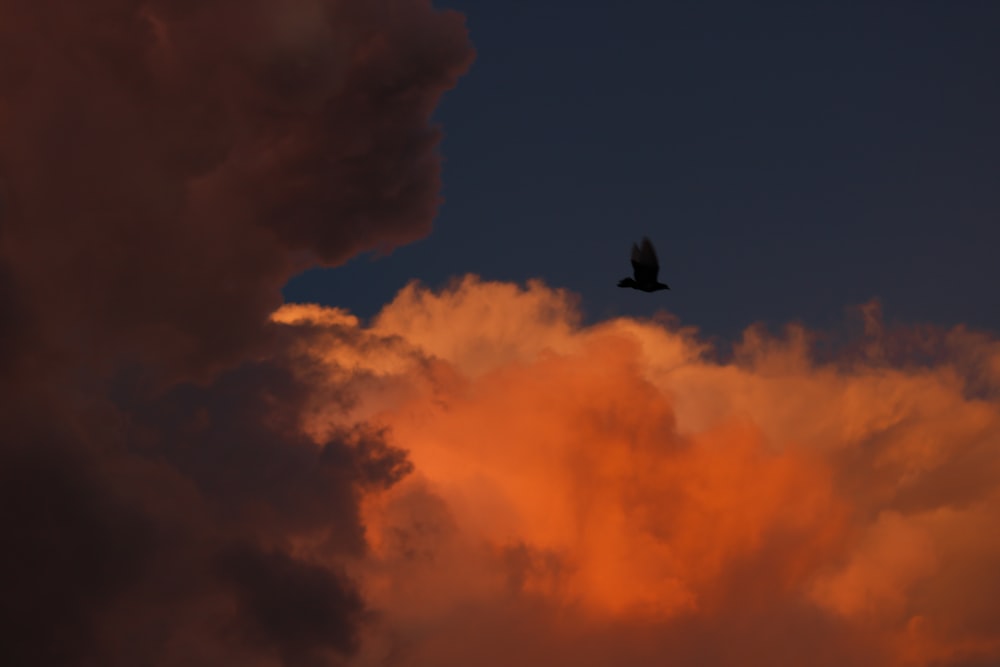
[1, 1, 999, 666]
[285, 1, 1000, 339]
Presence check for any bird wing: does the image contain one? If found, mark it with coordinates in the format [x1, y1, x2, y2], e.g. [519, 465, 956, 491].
[631, 237, 660, 283]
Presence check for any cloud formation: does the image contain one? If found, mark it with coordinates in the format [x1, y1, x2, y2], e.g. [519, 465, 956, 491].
[3, 0, 999, 664]
[0, 0, 470, 664]
[0, 0, 471, 377]
[276, 277, 1000, 667]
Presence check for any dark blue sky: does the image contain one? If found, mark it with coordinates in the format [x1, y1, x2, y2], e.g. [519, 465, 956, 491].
[284, 1, 1000, 341]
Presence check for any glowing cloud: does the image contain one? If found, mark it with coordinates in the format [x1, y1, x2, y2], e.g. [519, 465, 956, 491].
[2, 0, 997, 663]
[275, 276, 1000, 667]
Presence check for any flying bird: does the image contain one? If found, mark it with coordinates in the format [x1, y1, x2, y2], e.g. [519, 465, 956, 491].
[618, 237, 670, 292]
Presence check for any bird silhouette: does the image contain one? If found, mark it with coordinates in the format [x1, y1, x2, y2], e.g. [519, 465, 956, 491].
[618, 237, 670, 292]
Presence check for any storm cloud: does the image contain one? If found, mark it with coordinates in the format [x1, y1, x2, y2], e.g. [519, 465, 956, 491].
[0, 1, 471, 664]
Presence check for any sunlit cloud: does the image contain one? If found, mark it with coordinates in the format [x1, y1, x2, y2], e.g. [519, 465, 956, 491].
[1, 0, 996, 663]
[276, 276, 1000, 667]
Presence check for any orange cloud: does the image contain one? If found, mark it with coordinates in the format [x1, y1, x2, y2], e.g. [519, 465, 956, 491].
[276, 276, 1000, 667]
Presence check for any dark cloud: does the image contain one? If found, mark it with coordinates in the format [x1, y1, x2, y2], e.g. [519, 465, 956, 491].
[0, 0, 471, 664]
[0, 0, 472, 378]
[218, 544, 365, 665]
[0, 433, 156, 666]
[0, 341, 420, 666]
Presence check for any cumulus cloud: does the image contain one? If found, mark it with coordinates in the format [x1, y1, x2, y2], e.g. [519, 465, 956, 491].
[0, 0, 472, 377]
[0, 0, 470, 664]
[274, 276, 1000, 667]
[3, 0, 999, 664]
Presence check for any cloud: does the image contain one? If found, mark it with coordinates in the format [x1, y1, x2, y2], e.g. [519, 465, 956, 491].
[274, 276, 1000, 667]
[0, 0, 472, 378]
[2, 0, 998, 663]
[0, 0, 471, 664]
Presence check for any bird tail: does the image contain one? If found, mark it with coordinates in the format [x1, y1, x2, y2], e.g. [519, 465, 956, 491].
[617, 278, 636, 288]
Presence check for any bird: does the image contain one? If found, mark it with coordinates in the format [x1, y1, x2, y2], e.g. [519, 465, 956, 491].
[618, 237, 670, 292]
